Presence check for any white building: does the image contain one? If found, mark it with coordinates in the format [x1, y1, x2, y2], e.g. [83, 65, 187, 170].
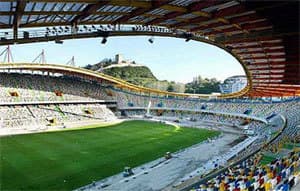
[102, 54, 144, 70]
[219, 75, 247, 94]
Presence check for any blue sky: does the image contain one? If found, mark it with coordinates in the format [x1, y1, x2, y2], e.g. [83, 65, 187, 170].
[2, 36, 244, 83]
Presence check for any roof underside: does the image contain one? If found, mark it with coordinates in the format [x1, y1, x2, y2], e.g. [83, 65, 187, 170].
[0, 0, 299, 97]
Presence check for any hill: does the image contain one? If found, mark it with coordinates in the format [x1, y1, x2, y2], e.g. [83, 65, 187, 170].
[83, 57, 158, 87]
[83, 54, 221, 94]
[103, 65, 158, 87]
[83, 55, 185, 92]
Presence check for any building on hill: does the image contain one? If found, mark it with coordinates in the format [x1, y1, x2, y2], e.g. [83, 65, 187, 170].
[102, 54, 144, 70]
[219, 75, 247, 94]
[114, 53, 136, 65]
[115, 54, 123, 64]
[91, 54, 144, 72]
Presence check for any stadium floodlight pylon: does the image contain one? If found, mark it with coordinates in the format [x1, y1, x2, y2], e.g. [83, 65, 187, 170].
[32, 49, 46, 64]
[66, 56, 75, 67]
[0, 45, 14, 63]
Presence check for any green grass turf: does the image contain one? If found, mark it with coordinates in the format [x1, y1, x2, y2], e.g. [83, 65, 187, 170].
[0, 120, 220, 191]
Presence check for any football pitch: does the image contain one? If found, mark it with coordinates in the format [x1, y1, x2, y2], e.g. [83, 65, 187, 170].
[0, 120, 220, 190]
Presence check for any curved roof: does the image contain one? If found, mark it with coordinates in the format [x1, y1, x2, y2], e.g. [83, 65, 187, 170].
[0, 0, 299, 97]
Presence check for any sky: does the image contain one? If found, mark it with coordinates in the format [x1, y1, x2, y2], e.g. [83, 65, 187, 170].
[1, 36, 245, 83]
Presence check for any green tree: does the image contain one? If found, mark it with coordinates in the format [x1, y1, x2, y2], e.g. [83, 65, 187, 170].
[167, 84, 175, 92]
[185, 75, 221, 94]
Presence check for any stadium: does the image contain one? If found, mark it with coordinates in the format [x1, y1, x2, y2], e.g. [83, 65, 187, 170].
[0, 1, 299, 191]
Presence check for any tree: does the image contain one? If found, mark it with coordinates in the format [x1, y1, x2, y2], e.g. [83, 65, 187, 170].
[167, 84, 175, 92]
[184, 75, 221, 94]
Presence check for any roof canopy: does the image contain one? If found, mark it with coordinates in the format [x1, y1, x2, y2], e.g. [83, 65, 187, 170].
[0, 0, 299, 97]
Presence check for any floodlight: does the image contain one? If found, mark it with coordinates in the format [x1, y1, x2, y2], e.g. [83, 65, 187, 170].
[55, 39, 63, 44]
[148, 37, 154, 44]
[101, 37, 107, 44]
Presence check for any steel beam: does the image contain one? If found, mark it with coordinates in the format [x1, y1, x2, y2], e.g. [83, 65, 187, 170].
[13, 0, 27, 40]
[216, 30, 298, 44]
[114, 1, 170, 24]
[146, 11, 182, 25]
[71, 1, 109, 25]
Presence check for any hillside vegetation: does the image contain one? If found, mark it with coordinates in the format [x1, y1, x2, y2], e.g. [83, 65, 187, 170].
[103, 66, 157, 86]
[84, 58, 221, 94]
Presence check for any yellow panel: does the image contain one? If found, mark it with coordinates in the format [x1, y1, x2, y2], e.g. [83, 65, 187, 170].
[110, 0, 151, 8]
[160, 5, 186, 12]
[192, 11, 210, 18]
[217, 18, 230, 24]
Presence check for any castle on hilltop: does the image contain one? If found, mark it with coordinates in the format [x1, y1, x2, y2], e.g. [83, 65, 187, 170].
[102, 54, 144, 69]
